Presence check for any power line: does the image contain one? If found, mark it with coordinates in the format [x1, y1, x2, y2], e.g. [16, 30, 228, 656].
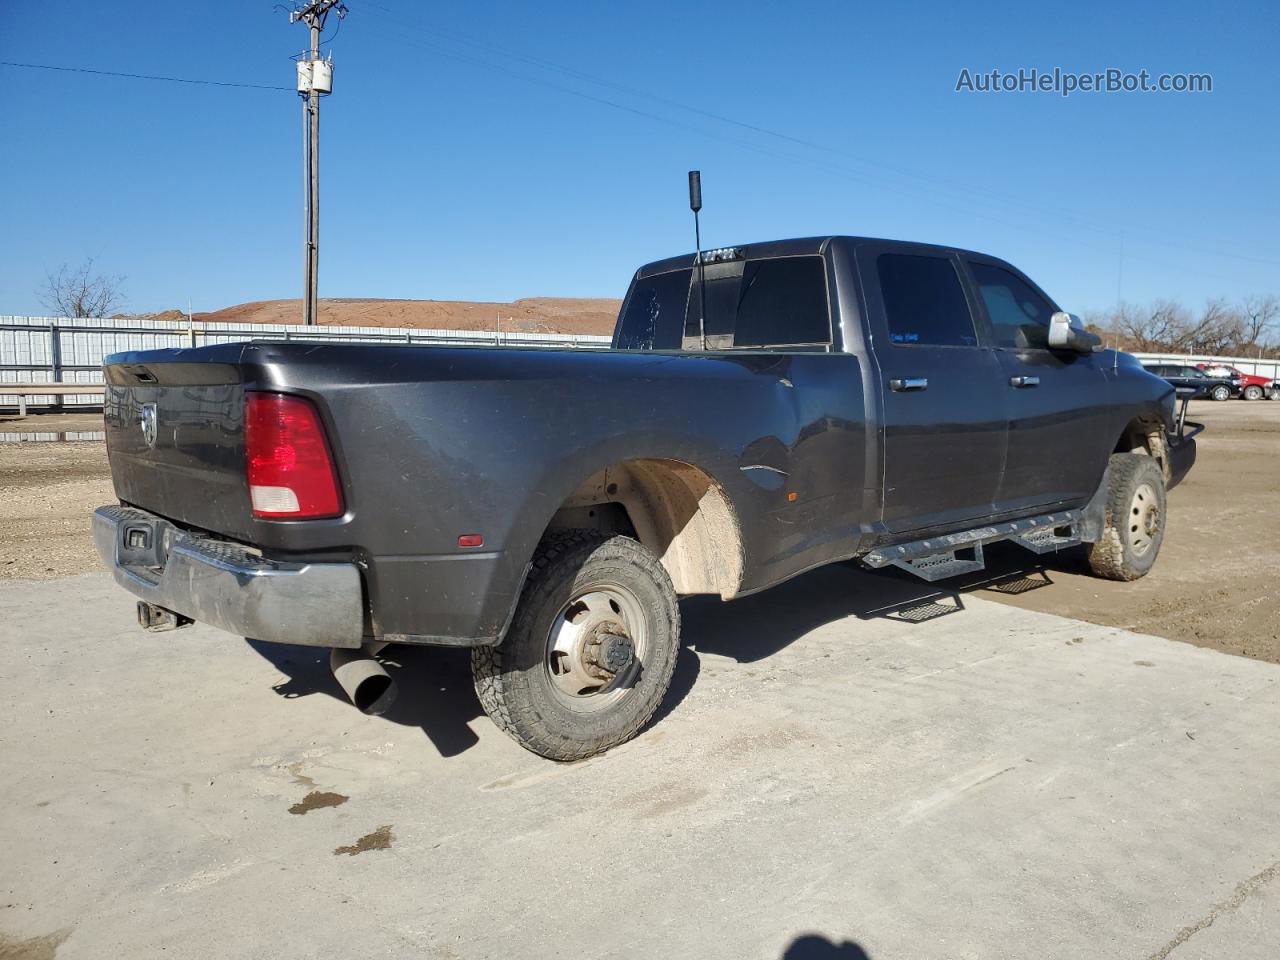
[0, 60, 292, 91]
[361, 2, 1280, 271]
[363, 26, 1115, 244]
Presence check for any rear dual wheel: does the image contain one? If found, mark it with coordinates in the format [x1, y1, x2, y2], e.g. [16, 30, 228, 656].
[472, 530, 680, 761]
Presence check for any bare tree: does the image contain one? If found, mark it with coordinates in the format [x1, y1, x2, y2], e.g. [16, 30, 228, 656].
[1182, 299, 1243, 354]
[39, 259, 126, 318]
[1114, 300, 1191, 352]
[1239, 295, 1279, 351]
[1093, 294, 1280, 358]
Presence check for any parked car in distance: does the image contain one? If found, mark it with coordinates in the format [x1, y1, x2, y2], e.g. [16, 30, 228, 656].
[1142, 362, 1240, 401]
[1197, 363, 1278, 400]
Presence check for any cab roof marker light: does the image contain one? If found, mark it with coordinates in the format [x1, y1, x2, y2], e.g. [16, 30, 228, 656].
[698, 246, 743, 264]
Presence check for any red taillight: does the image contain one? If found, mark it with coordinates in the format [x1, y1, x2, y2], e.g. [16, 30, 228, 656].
[244, 392, 343, 519]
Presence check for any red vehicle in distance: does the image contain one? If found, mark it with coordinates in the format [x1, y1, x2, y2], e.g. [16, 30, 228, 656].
[1197, 363, 1280, 400]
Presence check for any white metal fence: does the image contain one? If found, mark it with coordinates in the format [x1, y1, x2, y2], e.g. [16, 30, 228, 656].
[0, 315, 612, 409]
[4, 316, 1275, 412]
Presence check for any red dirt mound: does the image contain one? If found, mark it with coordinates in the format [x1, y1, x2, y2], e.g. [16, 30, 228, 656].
[193, 297, 622, 335]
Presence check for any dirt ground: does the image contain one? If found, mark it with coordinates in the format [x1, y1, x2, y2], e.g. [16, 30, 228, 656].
[191, 296, 622, 335]
[1, 400, 1276, 661]
[963, 400, 1279, 663]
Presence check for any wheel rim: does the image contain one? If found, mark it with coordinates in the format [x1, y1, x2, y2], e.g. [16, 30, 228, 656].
[544, 584, 647, 713]
[1128, 482, 1161, 557]
[1246, 386, 1262, 400]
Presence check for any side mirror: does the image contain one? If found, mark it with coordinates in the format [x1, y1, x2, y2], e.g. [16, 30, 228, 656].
[1048, 311, 1102, 353]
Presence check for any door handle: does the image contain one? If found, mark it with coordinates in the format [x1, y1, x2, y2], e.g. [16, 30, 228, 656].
[889, 377, 928, 392]
[1009, 376, 1040, 388]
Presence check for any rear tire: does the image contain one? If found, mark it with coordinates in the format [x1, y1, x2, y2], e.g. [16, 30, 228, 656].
[1244, 385, 1264, 401]
[472, 530, 680, 761]
[1211, 384, 1231, 401]
[1088, 453, 1167, 581]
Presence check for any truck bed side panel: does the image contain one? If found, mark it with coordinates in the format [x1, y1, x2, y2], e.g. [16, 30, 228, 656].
[102, 341, 870, 643]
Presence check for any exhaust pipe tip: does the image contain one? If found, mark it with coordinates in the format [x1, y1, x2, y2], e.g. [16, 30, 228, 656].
[330, 645, 398, 717]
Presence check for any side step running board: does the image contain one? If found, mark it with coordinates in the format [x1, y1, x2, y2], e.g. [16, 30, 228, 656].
[862, 510, 1083, 582]
[1010, 523, 1082, 554]
[891, 542, 987, 582]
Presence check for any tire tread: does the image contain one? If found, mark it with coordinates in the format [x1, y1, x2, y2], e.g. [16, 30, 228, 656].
[1087, 452, 1165, 581]
[471, 530, 679, 761]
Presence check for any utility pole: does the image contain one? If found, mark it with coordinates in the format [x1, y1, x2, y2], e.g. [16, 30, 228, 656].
[289, 0, 347, 325]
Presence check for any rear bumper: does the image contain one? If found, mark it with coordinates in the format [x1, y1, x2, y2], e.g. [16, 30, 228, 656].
[92, 505, 364, 648]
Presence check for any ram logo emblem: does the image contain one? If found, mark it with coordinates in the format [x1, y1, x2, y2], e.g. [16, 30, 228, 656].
[140, 403, 158, 449]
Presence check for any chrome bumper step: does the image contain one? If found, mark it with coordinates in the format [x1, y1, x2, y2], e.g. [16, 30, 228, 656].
[93, 504, 365, 648]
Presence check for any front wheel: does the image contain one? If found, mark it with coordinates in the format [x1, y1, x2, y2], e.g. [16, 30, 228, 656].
[1211, 384, 1231, 401]
[472, 530, 680, 761]
[1244, 384, 1264, 401]
[1088, 453, 1168, 581]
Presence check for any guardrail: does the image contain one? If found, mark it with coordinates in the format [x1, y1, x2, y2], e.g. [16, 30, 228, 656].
[0, 314, 612, 410]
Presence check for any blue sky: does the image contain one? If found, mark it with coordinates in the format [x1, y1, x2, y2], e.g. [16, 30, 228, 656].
[2, 0, 1277, 318]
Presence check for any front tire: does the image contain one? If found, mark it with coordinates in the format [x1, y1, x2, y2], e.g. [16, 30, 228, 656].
[1243, 384, 1264, 401]
[1211, 384, 1231, 401]
[1088, 453, 1168, 581]
[472, 530, 680, 761]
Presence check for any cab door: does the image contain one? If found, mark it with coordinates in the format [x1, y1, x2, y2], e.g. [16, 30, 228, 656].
[856, 244, 1007, 535]
[962, 257, 1112, 512]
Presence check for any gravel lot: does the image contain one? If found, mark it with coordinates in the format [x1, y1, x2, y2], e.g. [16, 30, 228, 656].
[1, 400, 1277, 660]
[3, 568, 1278, 959]
[2, 401, 1278, 960]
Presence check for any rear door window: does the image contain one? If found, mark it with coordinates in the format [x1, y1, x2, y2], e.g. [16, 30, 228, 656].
[684, 255, 830, 349]
[967, 261, 1056, 349]
[733, 256, 831, 346]
[876, 254, 977, 347]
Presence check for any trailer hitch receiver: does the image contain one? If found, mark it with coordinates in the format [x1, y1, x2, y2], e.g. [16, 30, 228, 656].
[137, 601, 193, 632]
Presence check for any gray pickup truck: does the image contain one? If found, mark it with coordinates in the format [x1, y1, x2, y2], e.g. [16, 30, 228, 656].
[94, 236, 1199, 760]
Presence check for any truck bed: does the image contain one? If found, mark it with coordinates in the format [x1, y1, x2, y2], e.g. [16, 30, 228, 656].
[102, 338, 871, 643]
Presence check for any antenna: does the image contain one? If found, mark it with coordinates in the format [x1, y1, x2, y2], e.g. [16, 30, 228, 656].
[688, 170, 707, 351]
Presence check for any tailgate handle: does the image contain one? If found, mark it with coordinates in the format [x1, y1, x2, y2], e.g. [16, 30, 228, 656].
[1010, 376, 1040, 388]
[889, 377, 928, 392]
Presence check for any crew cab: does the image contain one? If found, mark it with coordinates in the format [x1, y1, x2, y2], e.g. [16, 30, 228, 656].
[94, 236, 1199, 760]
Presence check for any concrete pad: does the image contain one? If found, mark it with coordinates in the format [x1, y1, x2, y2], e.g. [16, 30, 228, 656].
[1, 568, 1277, 960]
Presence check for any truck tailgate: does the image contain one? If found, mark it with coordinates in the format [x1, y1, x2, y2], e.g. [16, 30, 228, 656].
[103, 359, 255, 537]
